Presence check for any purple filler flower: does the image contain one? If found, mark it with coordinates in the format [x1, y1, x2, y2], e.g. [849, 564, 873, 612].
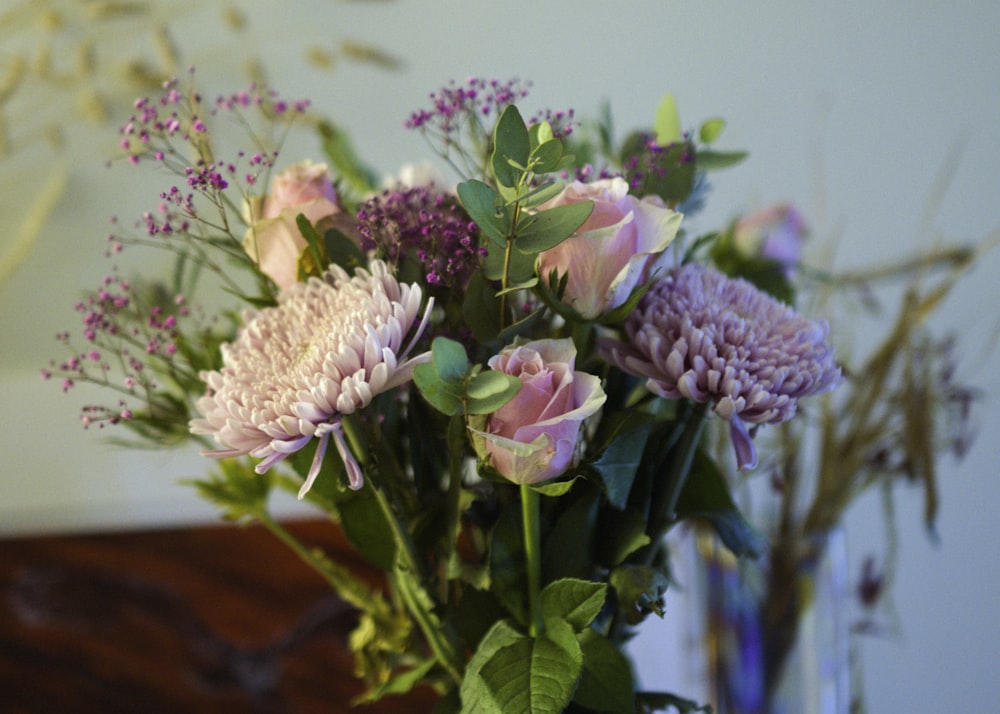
[601, 263, 840, 470]
[190, 260, 433, 496]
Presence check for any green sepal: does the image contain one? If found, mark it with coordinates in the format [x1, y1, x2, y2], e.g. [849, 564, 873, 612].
[527, 475, 580, 498]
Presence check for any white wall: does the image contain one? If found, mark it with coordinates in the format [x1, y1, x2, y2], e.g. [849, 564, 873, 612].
[2, 2, 998, 711]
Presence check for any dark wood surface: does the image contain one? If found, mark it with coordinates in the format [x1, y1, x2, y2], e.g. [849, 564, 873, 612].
[0, 519, 438, 713]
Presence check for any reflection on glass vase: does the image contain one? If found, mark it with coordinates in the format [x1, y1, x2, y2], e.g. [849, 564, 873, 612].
[683, 525, 851, 714]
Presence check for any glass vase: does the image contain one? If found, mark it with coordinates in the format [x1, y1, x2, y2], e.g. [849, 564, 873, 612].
[681, 525, 851, 714]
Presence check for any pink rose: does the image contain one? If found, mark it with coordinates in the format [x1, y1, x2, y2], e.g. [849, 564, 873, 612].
[473, 339, 606, 484]
[243, 161, 342, 290]
[732, 203, 807, 275]
[536, 177, 682, 320]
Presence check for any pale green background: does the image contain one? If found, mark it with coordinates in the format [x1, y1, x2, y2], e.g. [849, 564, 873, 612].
[2, 2, 998, 711]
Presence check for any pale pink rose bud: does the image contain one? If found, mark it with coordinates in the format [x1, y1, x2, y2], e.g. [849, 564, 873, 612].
[732, 203, 807, 275]
[473, 339, 606, 484]
[242, 161, 342, 290]
[536, 177, 682, 320]
[262, 160, 339, 219]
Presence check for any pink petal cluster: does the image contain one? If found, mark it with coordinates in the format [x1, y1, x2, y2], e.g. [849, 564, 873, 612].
[536, 177, 682, 320]
[732, 203, 807, 275]
[242, 161, 342, 290]
[190, 260, 433, 496]
[601, 263, 840, 470]
[474, 339, 606, 484]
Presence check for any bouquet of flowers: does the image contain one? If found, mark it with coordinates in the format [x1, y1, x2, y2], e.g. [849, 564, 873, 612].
[48, 70, 915, 713]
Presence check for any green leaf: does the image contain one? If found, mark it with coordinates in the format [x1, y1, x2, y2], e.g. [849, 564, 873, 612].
[515, 201, 594, 254]
[337, 488, 398, 570]
[431, 337, 470, 383]
[696, 149, 748, 171]
[462, 271, 503, 343]
[609, 564, 669, 625]
[539, 578, 607, 632]
[654, 93, 682, 145]
[698, 117, 727, 145]
[491, 105, 531, 188]
[352, 657, 437, 704]
[589, 413, 655, 510]
[675, 450, 766, 558]
[295, 213, 327, 280]
[324, 226, 365, 273]
[458, 180, 510, 246]
[574, 629, 636, 714]
[466, 371, 522, 415]
[598, 509, 651, 567]
[479, 619, 583, 714]
[460, 620, 524, 714]
[318, 120, 378, 195]
[186, 458, 271, 523]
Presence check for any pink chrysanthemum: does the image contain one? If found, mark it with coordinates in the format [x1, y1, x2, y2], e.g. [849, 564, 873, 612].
[190, 260, 433, 496]
[601, 262, 840, 470]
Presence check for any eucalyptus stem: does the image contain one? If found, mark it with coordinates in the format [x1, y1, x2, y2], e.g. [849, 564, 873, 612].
[521, 483, 544, 637]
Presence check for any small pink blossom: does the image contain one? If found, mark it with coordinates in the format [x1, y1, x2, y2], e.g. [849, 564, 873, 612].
[536, 177, 682, 320]
[472, 339, 606, 484]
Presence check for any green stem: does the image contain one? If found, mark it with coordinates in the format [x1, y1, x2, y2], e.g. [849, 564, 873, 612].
[443, 414, 467, 590]
[521, 483, 544, 637]
[340, 414, 464, 686]
[254, 510, 376, 612]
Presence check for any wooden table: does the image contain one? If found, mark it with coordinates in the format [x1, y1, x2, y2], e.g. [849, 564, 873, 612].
[0, 520, 437, 713]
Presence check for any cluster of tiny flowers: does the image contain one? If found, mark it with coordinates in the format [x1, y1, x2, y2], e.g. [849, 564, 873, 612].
[117, 72, 308, 246]
[356, 185, 485, 288]
[622, 131, 695, 193]
[42, 268, 196, 428]
[405, 77, 533, 134]
[529, 107, 576, 140]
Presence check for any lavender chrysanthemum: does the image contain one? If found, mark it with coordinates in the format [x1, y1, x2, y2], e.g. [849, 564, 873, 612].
[602, 263, 840, 470]
[190, 260, 433, 496]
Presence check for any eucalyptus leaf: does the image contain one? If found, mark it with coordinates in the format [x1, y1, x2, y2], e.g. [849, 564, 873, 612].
[515, 201, 594, 254]
[414, 363, 464, 416]
[458, 180, 510, 246]
[529, 120, 554, 148]
[491, 105, 531, 188]
[529, 139, 564, 175]
[431, 337, 471, 383]
[466, 371, 522, 415]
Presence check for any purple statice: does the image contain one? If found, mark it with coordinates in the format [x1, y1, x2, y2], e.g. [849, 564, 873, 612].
[601, 262, 841, 470]
[356, 184, 485, 289]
